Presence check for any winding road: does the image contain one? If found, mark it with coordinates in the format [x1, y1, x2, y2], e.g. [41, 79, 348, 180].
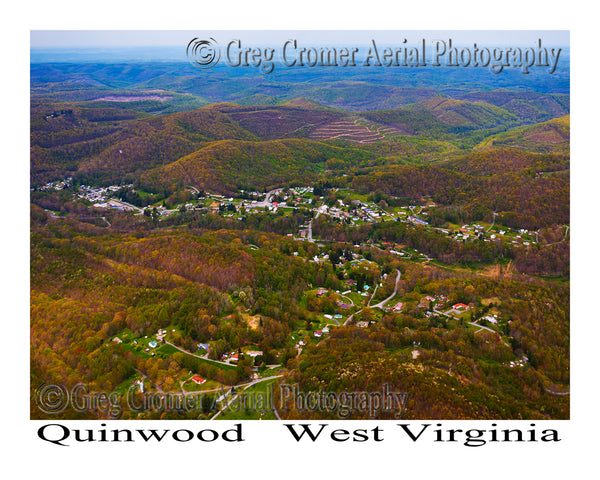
[210, 375, 285, 420]
[164, 340, 237, 368]
[370, 269, 402, 309]
[344, 269, 402, 325]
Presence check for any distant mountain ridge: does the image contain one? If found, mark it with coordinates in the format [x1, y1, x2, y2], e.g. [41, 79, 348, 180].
[476, 115, 570, 154]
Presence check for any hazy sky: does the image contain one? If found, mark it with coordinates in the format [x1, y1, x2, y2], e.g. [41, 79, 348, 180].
[31, 30, 569, 48]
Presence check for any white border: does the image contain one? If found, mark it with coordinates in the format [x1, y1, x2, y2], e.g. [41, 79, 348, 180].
[5, 0, 598, 477]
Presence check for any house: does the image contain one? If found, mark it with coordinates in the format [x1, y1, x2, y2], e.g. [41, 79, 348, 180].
[314, 330, 323, 338]
[229, 353, 239, 362]
[197, 343, 210, 351]
[191, 375, 206, 385]
[393, 302, 403, 312]
[132, 379, 144, 393]
[246, 350, 263, 357]
[452, 303, 469, 310]
[148, 340, 158, 348]
[333, 314, 343, 320]
[409, 216, 428, 226]
[316, 288, 327, 296]
[322, 327, 330, 334]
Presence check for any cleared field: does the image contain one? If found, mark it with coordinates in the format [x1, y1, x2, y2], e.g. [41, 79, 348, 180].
[225, 106, 343, 139]
[310, 118, 406, 143]
[310, 120, 383, 143]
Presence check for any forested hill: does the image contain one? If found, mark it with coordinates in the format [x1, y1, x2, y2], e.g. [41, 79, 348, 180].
[31, 105, 257, 185]
[138, 138, 374, 195]
[31, 92, 569, 187]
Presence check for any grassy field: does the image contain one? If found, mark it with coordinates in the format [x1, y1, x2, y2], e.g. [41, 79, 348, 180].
[157, 344, 179, 356]
[217, 378, 279, 420]
[194, 356, 238, 371]
[182, 378, 224, 393]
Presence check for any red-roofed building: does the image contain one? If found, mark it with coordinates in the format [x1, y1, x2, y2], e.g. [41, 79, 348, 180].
[191, 375, 206, 385]
[453, 303, 469, 310]
[230, 353, 239, 362]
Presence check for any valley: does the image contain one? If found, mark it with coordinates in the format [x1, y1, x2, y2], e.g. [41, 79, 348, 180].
[30, 56, 570, 421]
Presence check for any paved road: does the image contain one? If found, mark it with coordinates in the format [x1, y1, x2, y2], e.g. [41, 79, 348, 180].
[367, 283, 378, 306]
[164, 340, 235, 367]
[343, 310, 358, 326]
[338, 294, 354, 307]
[544, 387, 570, 396]
[134, 368, 164, 394]
[210, 375, 284, 420]
[468, 320, 511, 347]
[344, 269, 401, 325]
[370, 269, 402, 309]
[432, 307, 513, 348]
[306, 204, 328, 242]
[109, 199, 144, 214]
[249, 188, 283, 209]
[467, 321, 496, 334]
[486, 212, 498, 232]
[543, 224, 570, 247]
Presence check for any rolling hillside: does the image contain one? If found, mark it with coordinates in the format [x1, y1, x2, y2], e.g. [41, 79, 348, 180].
[138, 138, 375, 194]
[457, 90, 570, 123]
[476, 115, 570, 154]
[408, 97, 518, 128]
[361, 97, 519, 135]
[31, 105, 258, 185]
[213, 104, 345, 140]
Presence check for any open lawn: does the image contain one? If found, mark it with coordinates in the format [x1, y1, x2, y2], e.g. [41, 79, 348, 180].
[157, 344, 179, 356]
[217, 378, 279, 420]
[182, 379, 223, 393]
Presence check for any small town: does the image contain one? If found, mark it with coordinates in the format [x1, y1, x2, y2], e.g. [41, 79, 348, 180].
[35, 179, 555, 251]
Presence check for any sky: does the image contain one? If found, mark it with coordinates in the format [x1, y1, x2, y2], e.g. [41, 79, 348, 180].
[31, 30, 570, 48]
